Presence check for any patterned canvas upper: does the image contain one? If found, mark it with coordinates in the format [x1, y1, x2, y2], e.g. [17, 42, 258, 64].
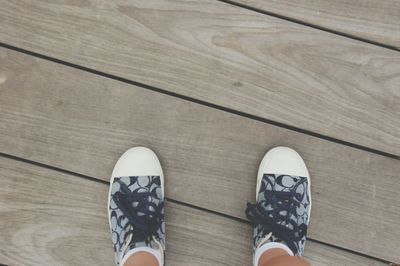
[109, 176, 165, 265]
[246, 174, 310, 256]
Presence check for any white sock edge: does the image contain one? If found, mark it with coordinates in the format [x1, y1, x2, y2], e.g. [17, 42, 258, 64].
[120, 247, 163, 266]
[253, 242, 294, 266]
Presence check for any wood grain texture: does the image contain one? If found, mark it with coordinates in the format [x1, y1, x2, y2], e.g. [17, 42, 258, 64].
[0, 49, 399, 262]
[0, 156, 389, 266]
[233, 0, 400, 48]
[0, 0, 399, 155]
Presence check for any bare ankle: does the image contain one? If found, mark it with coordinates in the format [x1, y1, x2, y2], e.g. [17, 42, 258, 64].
[123, 251, 159, 266]
[258, 248, 289, 266]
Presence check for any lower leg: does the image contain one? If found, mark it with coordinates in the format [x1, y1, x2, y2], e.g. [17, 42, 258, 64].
[258, 248, 310, 266]
[123, 252, 159, 266]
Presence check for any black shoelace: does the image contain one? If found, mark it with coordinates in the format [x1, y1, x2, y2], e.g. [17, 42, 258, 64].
[246, 178, 308, 254]
[113, 180, 164, 244]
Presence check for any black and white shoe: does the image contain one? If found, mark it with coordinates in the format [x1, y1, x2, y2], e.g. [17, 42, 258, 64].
[108, 147, 165, 266]
[246, 147, 311, 265]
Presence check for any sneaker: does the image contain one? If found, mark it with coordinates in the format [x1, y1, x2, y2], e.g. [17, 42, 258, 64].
[245, 147, 311, 265]
[108, 147, 165, 266]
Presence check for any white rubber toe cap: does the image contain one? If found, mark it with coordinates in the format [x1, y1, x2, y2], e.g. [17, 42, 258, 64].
[111, 147, 164, 197]
[258, 147, 309, 177]
[257, 147, 309, 195]
[111, 147, 164, 178]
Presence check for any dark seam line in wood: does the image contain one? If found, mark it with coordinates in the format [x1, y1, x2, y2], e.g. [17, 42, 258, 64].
[168, 198, 393, 265]
[216, 0, 400, 52]
[0, 42, 399, 161]
[0, 152, 108, 186]
[0, 152, 394, 265]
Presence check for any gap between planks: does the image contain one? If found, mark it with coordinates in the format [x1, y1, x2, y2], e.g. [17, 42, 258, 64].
[0, 48, 399, 262]
[0, 42, 398, 161]
[0, 150, 395, 265]
[216, 0, 400, 51]
[0, 0, 399, 155]
[0, 156, 391, 266]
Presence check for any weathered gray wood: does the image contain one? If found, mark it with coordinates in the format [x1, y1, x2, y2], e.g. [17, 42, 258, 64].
[0, 0, 399, 155]
[0, 156, 389, 266]
[233, 0, 400, 48]
[0, 48, 399, 262]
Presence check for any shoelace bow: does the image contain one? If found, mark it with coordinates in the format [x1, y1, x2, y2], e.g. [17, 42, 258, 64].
[246, 177, 308, 254]
[113, 180, 164, 263]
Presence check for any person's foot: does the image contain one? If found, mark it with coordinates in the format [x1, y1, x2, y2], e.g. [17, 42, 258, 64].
[246, 147, 311, 265]
[108, 147, 165, 266]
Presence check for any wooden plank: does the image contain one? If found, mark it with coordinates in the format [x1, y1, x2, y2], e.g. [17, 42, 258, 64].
[0, 0, 399, 156]
[232, 0, 400, 49]
[0, 156, 389, 266]
[0, 48, 399, 262]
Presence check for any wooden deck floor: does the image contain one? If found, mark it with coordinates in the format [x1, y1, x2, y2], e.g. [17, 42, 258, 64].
[0, 1, 399, 265]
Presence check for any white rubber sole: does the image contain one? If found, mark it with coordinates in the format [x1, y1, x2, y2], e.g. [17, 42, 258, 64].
[256, 146, 312, 223]
[107, 147, 165, 232]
